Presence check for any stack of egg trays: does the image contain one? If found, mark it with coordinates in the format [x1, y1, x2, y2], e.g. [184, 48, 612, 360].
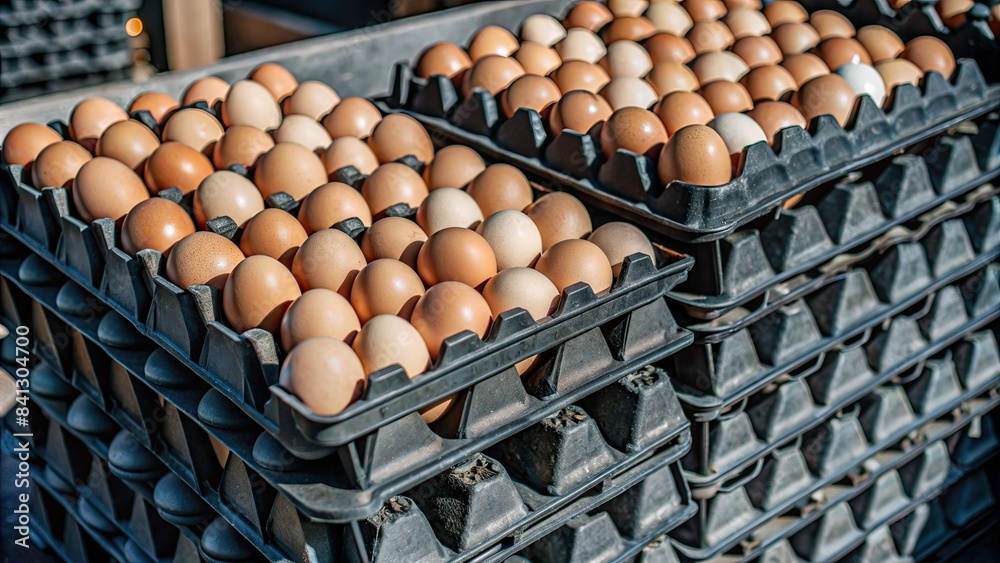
[0, 251, 699, 563]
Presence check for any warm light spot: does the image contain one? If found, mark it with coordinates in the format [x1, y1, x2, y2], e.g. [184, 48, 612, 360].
[126, 18, 143, 37]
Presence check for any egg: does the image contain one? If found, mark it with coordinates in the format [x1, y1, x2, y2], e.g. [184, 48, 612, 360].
[482, 267, 559, 319]
[73, 157, 150, 222]
[476, 210, 544, 271]
[273, 115, 334, 152]
[468, 25, 520, 60]
[254, 142, 328, 200]
[323, 137, 380, 176]
[599, 107, 668, 158]
[809, 10, 855, 39]
[239, 208, 308, 267]
[95, 120, 160, 172]
[535, 239, 613, 294]
[937, 0, 973, 28]
[770, 22, 821, 55]
[367, 114, 435, 165]
[282, 81, 340, 121]
[691, 51, 750, 83]
[563, 1, 614, 31]
[221, 80, 282, 130]
[160, 108, 225, 153]
[682, 0, 728, 22]
[415, 42, 473, 80]
[836, 63, 888, 107]
[291, 228, 367, 296]
[144, 141, 214, 195]
[279, 337, 365, 416]
[814, 37, 873, 70]
[298, 182, 373, 233]
[602, 17, 658, 43]
[548, 90, 612, 134]
[646, 2, 694, 35]
[194, 171, 265, 229]
[654, 91, 716, 135]
[726, 0, 763, 8]
[466, 164, 535, 217]
[361, 217, 428, 268]
[746, 101, 808, 144]
[501, 74, 563, 118]
[212, 125, 274, 170]
[322, 98, 383, 139]
[2, 123, 63, 168]
[740, 65, 798, 101]
[361, 162, 430, 216]
[699, 80, 754, 113]
[416, 227, 497, 288]
[121, 197, 195, 256]
[600, 40, 654, 77]
[521, 14, 567, 47]
[646, 62, 700, 97]
[550, 61, 612, 93]
[70, 98, 128, 151]
[410, 282, 492, 359]
[249, 63, 298, 100]
[416, 188, 484, 234]
[901, 36, 956, 79]
[182, 76, 230, 107]
[708, 112, 768, 155]
[165, 231, 245, 290]
[281, 289, 360, 351]
[513, 42, 563, 76]
[423, 145, 485, 190]
[643, 33, 696, 64]
[350, 259, 425, 322]
[781, 53, 831, 86]
[601, 78, 660, 110]
[687, 21, 735, 54]
[352, 313, 431, 383]
[791, 73, 857, 127]
[731, 36, 783, 68]
[876, 60, 924, 94]
[556, 29, 607, 63]
[724, 8, 771, 38]
[128, 92, 180, 123]
[608, 0, 648, 17]
[588, 222, 656, 276]
[855, 26, 904, 63]
[523, 192, 593, 250]
[763, 0, 808, 27]
[658, 124, 732, 186]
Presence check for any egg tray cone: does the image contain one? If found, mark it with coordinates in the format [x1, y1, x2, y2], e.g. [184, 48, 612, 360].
[0, 5, 140, 59]
[0, 42, 134, 100]
[908, 464, 1000, 561]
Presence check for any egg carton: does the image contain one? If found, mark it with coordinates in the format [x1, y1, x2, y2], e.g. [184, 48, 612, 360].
[0, 0, 141, 28]
[0, 9, 136, 59]
[905, 470, 1000, 561]
[666, 375, 1000, 562]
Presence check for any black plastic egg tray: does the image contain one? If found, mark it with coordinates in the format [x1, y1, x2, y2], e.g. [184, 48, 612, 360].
[0, 9, 137, 59]
[907, 468, 1000, 562]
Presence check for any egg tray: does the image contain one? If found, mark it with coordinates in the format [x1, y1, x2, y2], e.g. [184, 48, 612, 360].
[0, 8, 137, 59]
[0, 68, 134, 107]
[0, 0, 142, 28]
[666, 371, 1000, 562]
[907, 471, 1000, 562]
[0, 40, 133, 92]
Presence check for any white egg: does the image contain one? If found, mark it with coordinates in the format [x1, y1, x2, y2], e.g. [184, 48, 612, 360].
[603, 40, 653, 78]
[556, 28, 607, 64]
[645, 2, 693, 35]
[708, 112, 768, 155]
[836, 63, 888, 107]
[521, 14, 566, 47]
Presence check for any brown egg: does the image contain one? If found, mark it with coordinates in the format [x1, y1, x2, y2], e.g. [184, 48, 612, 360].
[423, 145, 485, 190]
[322, 98, 383, 139]
[501, 74, 562, 118]
[809, 10, 855, 39]
[657, 124, 732, 186]
[160, 108, 225, 153]
[746, 101, 808, 144]
[461, 55, 527, 98]
[731, 36, 783, 68]
[655, 91, 716, 135]
[599, 107, 668, 158]
[876, 59, 924, 95]
[563, 1, 614, 31]
[588, 222, 656, 276]
[253, 142, 328, 200]
[298, 182, 373, 233]
[224, 255, 301, 334]
[193, 171, 265, 229]
[608, 0, 648, 17]
[514, 41, 563, 76]
[2, 123, 63, 169]
[291, 228, 367, 296]
[691, 51, 750, 83]
[281, 288, 360, 351]
[549, 90, 614, 133]
[416, 188, 484, 234]
[482, 267, 559, 319]
[73, 157, 150, 222]
[699, 80, 754, 113]
[791, 73, 857, 127]
[771, 23, 821, 55]
[96, 120, 160, 172]
[604, 17, 658, 43]
[855, 26, 904, 63]
[181, 77, 230, 107]
[415, 42, 473, 80]
[128, 92, 180, 124]
[521, 14, 567, 47]
[687, 21, 735, 54]
[646, 62, 701, 98]
[813, 37, 872, 70]
[144, 141, 214, 195]
[643, 33, 697, 64]
[323, 137, 380, 176]
[70, 98, 128, 151]
[535, 239, 613, 294]
[762, 0, 808, 27]
[725, 0, 763, 8]
[646, 2, 694, 35]
[279, 337, 365, 416]
[416, 227, 497, 288]
[938, 0, 973, 28]
[682, 0, 728, 22]
[901, 36, 956, 79]
[476, 210, 544, 270]
[165, 231, 245, 290]
[212, 125, 274, 170]
[467, 164, 535, 217]
[468, 26, 520, 60]
[557, 28, 608, 63]
[523, 192, 593, 250]
[221, 80, 282, 130]
[121, 197, 195, 256]
[550, 61, 612, 93]
[361, 217, 428, 268]
[724, 8, 771, 38]
[740, 65, 798, 101]
[249, 63, 298, 101]
[367, 114, 435, 165]
[410, 281, 493, 359]
[600, 40, 654, 77]
[239, 208, 308, 267]
[361, 163, 430, 217]
[781, 53, 831, 86]
[600, 77, 660, 110]
[282, 81, 341, 121]
[273, 115, 334, 152]
[350, 259, 425, 322]
[352, 314, 430, 378]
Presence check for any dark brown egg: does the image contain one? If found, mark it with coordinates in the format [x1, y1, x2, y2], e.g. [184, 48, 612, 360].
[549, 90, 614, 133]
[855, 26, 904, 63]
[2, 123, 63, 169]
[144, 141, 214, 195]
[731, 36, 783, 68]
[248, 63, 298, 100]
[682, 0, 728, 22]
[212, 125, 274, 170]
[655, 91, 716, 135]
[31, 141, 91, 188]
[462, 55, 526, 97]
[410, 281, 492, 359]
[687, 21, 735, 54]
[809, 10, 855, 39]
[523, 192, 593, 250]
[468, 26, 520, 60]
[657, 124, 732, 185]
[467, 164, 534, 217]
[746, 101, 808, 144]
[781, 53, 831, 86]
[813, 37, 872, 70]
[599, 107, 668, 158]
[762, 0, 808, 27]
[740, 65, 798, 101]
[514, 42, 563, 76]
[423, 145, 485, 190]
[128, 92, 180, 124]
[901, 36, 956, 79]
[367, 114, 435, 165]
[603, 17, 658, 43]
[643, 33, 697, 65]
[361, 162, 430, 217]
[166, 231, 245, 290]
[563, 1, 614, 31]
[253, 142, 328, 200]
[771, 22, 821, 55]
[416, 42, 473, 80]
[791, 73, 857, 127]
[699, 80, 754, 113]
[550, 61, 611, 93]
[501, 74, 562, 118]
[121, 197, 195, 256]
